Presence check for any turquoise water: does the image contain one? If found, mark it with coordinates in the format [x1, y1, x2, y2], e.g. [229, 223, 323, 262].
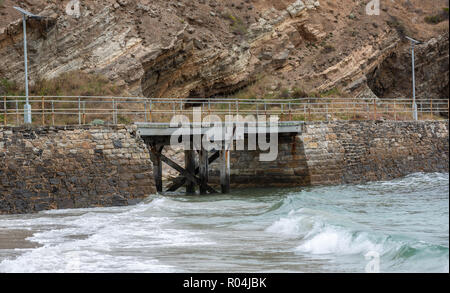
[0, 172, 448, 273]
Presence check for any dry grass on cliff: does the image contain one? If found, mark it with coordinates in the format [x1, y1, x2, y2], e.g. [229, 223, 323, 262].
[1, 71, 121, 97]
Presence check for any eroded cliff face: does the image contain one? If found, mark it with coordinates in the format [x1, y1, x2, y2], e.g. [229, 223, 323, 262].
[368, 32, 449, 103]
[0, 0, 448, 100]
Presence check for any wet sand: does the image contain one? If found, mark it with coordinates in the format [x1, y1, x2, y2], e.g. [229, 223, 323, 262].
[0, 230, 41, 249]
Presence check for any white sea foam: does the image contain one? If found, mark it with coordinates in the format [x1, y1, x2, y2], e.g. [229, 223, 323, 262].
[296, 227, 382, 255]
[265, 210, 315, 238]
[0, 198, 215, 273]
[266, 208, 383, 255]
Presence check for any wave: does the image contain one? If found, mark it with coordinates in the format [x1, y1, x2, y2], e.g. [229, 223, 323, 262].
[0, 196, 214, 273]
[265, 205, 449, 272]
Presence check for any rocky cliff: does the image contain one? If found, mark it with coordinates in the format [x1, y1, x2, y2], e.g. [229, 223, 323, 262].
[0, 0, 448, 101]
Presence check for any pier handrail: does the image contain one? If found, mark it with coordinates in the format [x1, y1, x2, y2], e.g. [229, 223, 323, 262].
[1, 96, 449, 126]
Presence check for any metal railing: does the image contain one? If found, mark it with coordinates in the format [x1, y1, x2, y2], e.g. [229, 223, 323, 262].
[1, 96, 449, 126]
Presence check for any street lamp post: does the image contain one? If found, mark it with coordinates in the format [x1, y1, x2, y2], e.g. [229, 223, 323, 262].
[14, 7, 46, 124]
[406, 36, 422, 121]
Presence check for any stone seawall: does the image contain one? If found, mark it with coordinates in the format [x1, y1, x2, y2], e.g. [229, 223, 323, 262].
[0, 125, 155, 214]
[210, 121, 449, 187]
[1, 121, 448, 214]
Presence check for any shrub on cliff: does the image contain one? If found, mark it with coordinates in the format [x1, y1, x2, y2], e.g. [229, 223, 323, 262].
[424, 8, 449, 24]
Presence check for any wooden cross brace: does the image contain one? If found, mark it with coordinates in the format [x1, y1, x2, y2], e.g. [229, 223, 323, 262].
[167, 151, 220, 192]
[149, 144, 218, 194]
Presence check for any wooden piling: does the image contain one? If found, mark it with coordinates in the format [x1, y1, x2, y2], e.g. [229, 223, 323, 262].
[220, 148, 231, 194]
[199, 149, 209, 195]
[185, 150, 196, 194]
[150, 145, 163, 193]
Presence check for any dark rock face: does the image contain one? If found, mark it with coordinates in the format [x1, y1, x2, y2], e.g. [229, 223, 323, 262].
[367, 33, 449, 116]
[0, 125, 155, 215]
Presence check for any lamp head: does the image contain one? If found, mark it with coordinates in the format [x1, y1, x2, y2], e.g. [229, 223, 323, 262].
[14, 7, 45, 19]
[405, 36, 423, 45]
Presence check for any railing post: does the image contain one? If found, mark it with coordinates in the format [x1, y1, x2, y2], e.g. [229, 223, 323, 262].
[149, 99, 153, 122]
[346, 100, 349, 120]
[207, 99, 210, 117]
[51, 101, 55, 126]
[236, 100, 239, 115]
[330, 100, 333, 120]
[112, 98, 115, 124]
[447, 100, 450, 118]
[16, 100, 19, 125]
[144, 100, 148, 122]
[394, 100, 397, 121]
[430, 99, 433, 118]
[3, 96, 6, 126]
[41, 96, 45, 126]
[83, 101, 86, 125]
[288, 102, 292, 121]
[78, 97, 82, 125]
[448, 100, 449, 118]
[373, 99, 377, 120]
[366, 101, 369, 120]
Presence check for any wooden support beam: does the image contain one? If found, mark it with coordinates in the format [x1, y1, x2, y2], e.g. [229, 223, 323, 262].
[167, 151, 220, 192]
[199, 149, 209, 195]
[220, 149, 231, 194]
[185, 150, 196, 194]
[149, 144, 164, 193]
[160, 152, 217, 194]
